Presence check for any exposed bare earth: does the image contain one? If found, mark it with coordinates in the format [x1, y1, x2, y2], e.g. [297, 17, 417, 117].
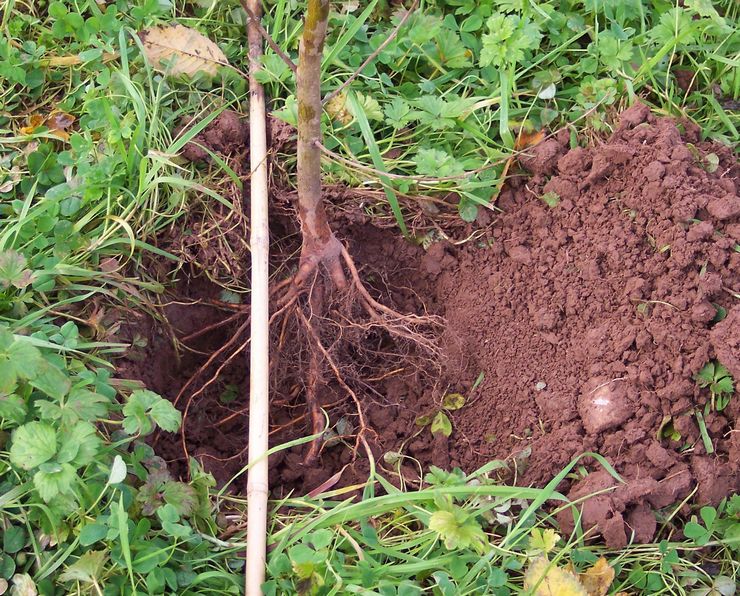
[117, 105, 739, 548]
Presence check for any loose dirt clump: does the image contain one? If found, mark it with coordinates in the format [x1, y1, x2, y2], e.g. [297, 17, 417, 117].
[174, 110, 294, 165]
[424, 105, 739, 546]
[116, 105, 738, 548]
[176, 109, 249, 163]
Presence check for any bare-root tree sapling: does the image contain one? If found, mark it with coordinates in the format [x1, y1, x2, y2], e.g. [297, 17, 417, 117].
[277, 1, 442, 464]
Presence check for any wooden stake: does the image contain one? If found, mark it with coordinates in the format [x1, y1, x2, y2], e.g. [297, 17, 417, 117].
[245, 0, 269, 593]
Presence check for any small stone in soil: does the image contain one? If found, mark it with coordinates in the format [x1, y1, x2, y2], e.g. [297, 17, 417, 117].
[578, 377, 633, 435]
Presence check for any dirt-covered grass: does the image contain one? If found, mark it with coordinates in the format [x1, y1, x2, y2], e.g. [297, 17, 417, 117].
[0, 0, 738, 594]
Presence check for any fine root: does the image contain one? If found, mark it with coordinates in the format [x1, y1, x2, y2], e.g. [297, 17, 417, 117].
[273, 238, 443, 466]
[172, 236, 443, 478]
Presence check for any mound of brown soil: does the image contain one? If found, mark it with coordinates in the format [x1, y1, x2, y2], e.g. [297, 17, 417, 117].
[174, 109, 293, 164]
[176, 110, 249, 163]
[117, 105, 738, 548]
[415, 104, 739, 546]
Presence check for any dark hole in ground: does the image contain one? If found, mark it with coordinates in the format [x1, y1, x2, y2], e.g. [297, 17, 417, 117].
[115, 105, 739, 548]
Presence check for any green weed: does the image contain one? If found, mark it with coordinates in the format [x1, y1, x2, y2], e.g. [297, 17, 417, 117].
[263, 455, 738, 595]
[0, 1, 245, 592]
[695, 360, 735, 412]
[256, 0, 739, 226]
[415, 392, 467, 438]
[1, 0, 738, 593]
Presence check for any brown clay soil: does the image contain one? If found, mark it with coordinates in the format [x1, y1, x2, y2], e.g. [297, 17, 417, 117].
[115, 104, 739, 548]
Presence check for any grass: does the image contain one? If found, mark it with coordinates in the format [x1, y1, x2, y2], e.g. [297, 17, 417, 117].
[261, 0, 739, 226]
[0, 0, 738, 593]
[260, 467, 739, 595]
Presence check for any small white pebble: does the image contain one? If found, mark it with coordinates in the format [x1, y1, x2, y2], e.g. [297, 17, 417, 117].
[535, 381, 547, 391]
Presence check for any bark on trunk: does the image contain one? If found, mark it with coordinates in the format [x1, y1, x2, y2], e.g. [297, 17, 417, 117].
[295, 0, 346, 288]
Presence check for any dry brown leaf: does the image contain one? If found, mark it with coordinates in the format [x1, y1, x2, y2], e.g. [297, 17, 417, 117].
[11, 574, 37, 596]
[46, 110, 76, 140]
[40, 52, 117, 67]
[305, 464, 348, 498]
[0, 167, 22, 193]
[138, 24, 228, 77]
[19, 111, 75, 140]
[99, 257, 121, 273]
[579, 557, 616, 596]
[524, 556, 589, 596]
[515, 128, 546, 151]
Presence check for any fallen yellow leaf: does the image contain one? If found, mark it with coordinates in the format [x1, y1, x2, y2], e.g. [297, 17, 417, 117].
[19, 114, 44, 136]
[138, 24, 229, 77]
[515, 128, 546, 151]
[524, 556, 588, 596]
[579, 557, 615, 596]
[326, 93, 352, 125]
[39, 52, 118, 67]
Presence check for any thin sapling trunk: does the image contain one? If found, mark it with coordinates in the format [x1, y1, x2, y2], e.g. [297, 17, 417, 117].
[294, 0, 346, 290]
[281, 0, 442, 465]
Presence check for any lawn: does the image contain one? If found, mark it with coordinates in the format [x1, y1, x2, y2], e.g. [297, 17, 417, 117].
[0, 0, 738, 594]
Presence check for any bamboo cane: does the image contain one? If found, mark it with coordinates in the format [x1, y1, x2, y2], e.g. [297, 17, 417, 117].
[245, 0, 269, 593]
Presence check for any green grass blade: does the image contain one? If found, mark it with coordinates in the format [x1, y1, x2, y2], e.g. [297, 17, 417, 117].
[117, 494, 137, 593]
[346, 92, 408, 236]
[504, 452, 623, 549]
[322, 0, 379, 72]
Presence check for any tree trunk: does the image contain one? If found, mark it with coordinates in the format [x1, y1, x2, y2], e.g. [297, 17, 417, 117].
[295, 0, 346, 289]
